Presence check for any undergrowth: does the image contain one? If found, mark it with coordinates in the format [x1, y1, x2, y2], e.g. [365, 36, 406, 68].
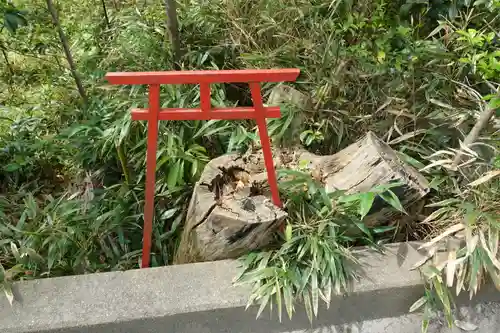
[235, 170, 405, 321]
[0, 0, 499, 331]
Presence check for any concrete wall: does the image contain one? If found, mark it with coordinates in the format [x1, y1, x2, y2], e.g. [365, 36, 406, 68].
[1, 242, 499, 333]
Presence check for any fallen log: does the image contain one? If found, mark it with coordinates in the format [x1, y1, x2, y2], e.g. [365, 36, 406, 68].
[175, 132, 429, 264]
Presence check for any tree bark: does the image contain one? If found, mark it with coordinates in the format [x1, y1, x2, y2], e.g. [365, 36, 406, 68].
[46, 0, 87, 103]
[176, 132, 430, 264]
[164, 0, 181, 69]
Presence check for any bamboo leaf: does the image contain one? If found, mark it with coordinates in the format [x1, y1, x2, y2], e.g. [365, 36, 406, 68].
[479, 231, 500, 270]
[419, 223, 465, 250]
[354, 222, 373, 240]
[256, 293, 270, 319]
[10, 242, 21, 262]
[240, 268, 277, 284]
[422, 304, 431, 333]
[285, 224, 292, 242]
[258, 251, 272, 269]
[420, 207, 454, 224]
[283, 283, 294, 319]
[468, 170, 500, 187]
[467, 235, 479, 255]
[456, 263, 466, 296]
[388, 129, 426, 145]
[446, 248, 457, 287]
[458, 140, 479, 158]
[276, 280, 283, 322]
[303, 290, 313, 323]
[469, 252, 481, 297]
[323, 277, 332, 308]
[409, 296, 427, 313]
[311, 270, 319, 317]
[419, 159, 453, 172]
[411, 246, 437, 270]
[0, 263, 5, 282]
[167, 160, 181, 189]
[489, 227, 499, 258]
[379, 190, 406, 213]
[2, 282, 14, 306]
[358, 192, 375, 219]
[425, 198, 461, 208]
[429, 98, 454, 110]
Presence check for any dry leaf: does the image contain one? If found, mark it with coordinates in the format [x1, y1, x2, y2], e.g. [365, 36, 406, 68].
[419, 223, 465, 250]
[429, 98, 454, 110]
[468, 170, 500, 187]
[446, 239, 460, 287]
[456, 263, 466, 296]
[454, 320, 478, 331]
[376, 98, 392, 113]
[428, 150, 455, 158]
[389, 129, 427, 145]
[420, 207, 453, 224]
[458, 140, 479, 158]
[479, 231, 500, 270]
[411, 246, 438, 270]
[489, 227, 499, 257]
[419, 159, 453, 172]
[466, 235, 479, 255]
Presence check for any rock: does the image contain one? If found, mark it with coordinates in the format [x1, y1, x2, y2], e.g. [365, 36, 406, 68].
[267, 84, 311, 110]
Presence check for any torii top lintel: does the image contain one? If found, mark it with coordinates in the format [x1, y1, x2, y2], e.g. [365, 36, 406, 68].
[105, 68, 300, 85]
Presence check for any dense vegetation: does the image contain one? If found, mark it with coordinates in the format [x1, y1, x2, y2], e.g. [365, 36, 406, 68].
[1, 0, 499, 329]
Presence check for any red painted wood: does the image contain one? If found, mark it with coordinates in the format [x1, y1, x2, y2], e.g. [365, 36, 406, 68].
[105, 68, 300, 268]
[130, 106, 281, 121]
[141, 84, 160, 268]
[105, 68, 299, 85]
[249, 82, 282, 208]
[200, 83, 211, 113]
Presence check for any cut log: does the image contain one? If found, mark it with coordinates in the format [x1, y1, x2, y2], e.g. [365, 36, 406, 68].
[175, 132, 429, 263]
[175, 155, 287, 264]
[299, 132, 430, 226]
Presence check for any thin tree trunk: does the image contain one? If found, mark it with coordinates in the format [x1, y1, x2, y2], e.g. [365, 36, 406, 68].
[1, 47, 14, 76]
[452, 101, 497, 168]
[1, 44, 15, 93]
[164, 0, 181, 69]
[46, 0, 87, 103]
[101, 0, 111, 28]
[111, 0, 119, 10]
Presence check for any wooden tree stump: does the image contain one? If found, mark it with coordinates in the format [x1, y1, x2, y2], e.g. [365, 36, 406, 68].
[175, 154, 287, 264]
[176, 132, 429, 263]
[295, 132, 430, 226]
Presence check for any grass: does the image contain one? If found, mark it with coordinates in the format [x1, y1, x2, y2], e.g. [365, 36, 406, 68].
[0, 0, 499, 330]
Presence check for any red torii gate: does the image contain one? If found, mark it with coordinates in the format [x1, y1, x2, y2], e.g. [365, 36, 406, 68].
[105, 69, 300, 268]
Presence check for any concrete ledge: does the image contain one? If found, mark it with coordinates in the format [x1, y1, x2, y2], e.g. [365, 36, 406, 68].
[1, 242, 499, 333]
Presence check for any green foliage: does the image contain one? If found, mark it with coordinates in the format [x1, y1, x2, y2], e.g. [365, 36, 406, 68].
[235, 171, 405, 321]
[1, 1, 27, 34]
[0, 1, 498, 328]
